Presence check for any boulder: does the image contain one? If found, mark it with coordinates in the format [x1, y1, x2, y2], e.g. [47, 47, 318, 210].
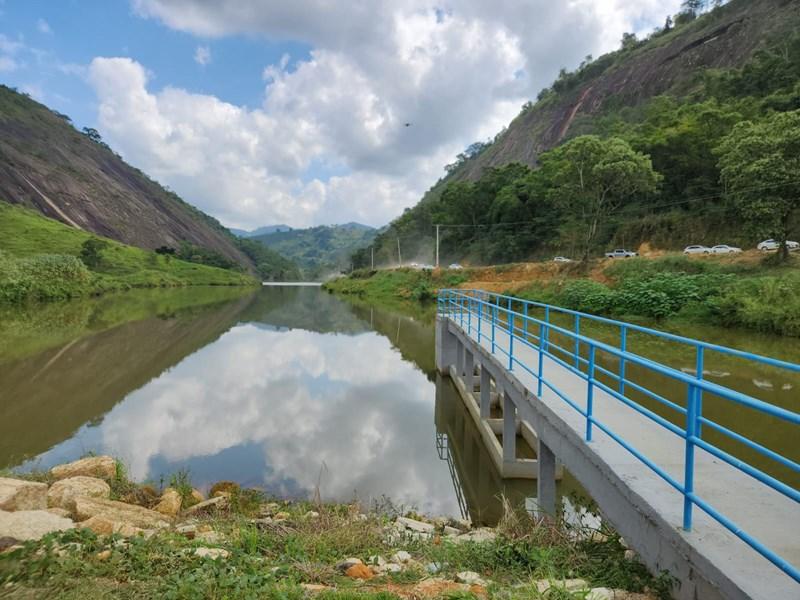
[183, 495, 226, 515]
[345, 563, 373, 579]
[80, 515, 142, 537]
[51, 456, 116, 481]
[154, 488, 182, 517]
[47, 508, 72, 518]
[73, 496, 170, 529]
[47, 476, 110, 511]
[0, 509, 74, 541]
[188, 489, 204, 506]
[0, 478, 47, 511]
[396, 516, 435, 533]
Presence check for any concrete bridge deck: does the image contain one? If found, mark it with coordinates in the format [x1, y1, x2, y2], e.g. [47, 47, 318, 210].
[436, 304, 799, 600]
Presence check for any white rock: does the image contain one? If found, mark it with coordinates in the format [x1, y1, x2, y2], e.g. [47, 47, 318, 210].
[0, 478, 47, 511]
[454, 528, 496, 544]
[0, 509, 74, 541]
[426, 562, 442, 574]
[456, 571, 486, 585]
[51, 456, 116, 481]
[47, 476, 110, 511]
[586, 588, 614, 600]
[368, 555, 387, 567]
[391, 550, 412, 563]
[396, 516, 435, 533]
[535, 579, 589, 593]
[305, 510, 320, 519]
[383, 563, 403, 573]
[624, 549, 636, 561]
[194, 547, 229, 560]
[443, 526, 460, 536]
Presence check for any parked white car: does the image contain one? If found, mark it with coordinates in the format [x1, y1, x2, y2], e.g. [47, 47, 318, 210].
[683, 245, 711, 255]
[448, 263, 464, 270]
[757, 239, 799, 252]
[605, 249, 637, 259]
[553, 256, 573, 263]
[711, 245, 742, 254]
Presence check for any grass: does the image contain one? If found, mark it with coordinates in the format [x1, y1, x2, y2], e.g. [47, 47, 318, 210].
[0, 201, 257, 304]
[323, 269, 468, 308]
[0, 467, 673, 599]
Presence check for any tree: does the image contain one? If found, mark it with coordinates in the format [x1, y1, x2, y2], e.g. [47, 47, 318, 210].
[716, 110, 800, 261]
[81, 127, 103, 143]
[542, 136, 661, 261]
[620, 32, 638, 51]
[79, 237, 109, 269]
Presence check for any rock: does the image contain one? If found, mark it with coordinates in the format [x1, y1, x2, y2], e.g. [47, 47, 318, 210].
[51, 456, 116, 481]
[80, 515, 142, 537]
[0, 536, 21, 552]
[368, 555, 387, 567]
[274, 511, 290, 521]
[304, 510, 320, 518]
[194, 547, 229, 560]
[336, 557, 363, 572]
[619, 537, 629, 549]
[250, 517, 273, 528]
[95, 549, 112, 561]
[456, 571, 486, 586]
[535, 579, 589, 594]
[0, 478, 47, 511]
[47, 508, 71, 518]
[345, 563, 373, 579]
[383, 563, 403, 573]
[209, 481, 239, 497]
[176, 523, 197, 538]
[73, 496, 170, 529]
[396, 516, 435, 533]
[624, 549, 636, 561]
[391, 550, 412, 563]
[0, 509, 74, 541]
[183, 495, 227, 515]
[154, 488, 182, 517]
[47, 476, 110, 511]
[188, 489, 204, 506]
[426, 562, 442, 574]
[443, 525, 460, 536]
[454, 528, 497, 544]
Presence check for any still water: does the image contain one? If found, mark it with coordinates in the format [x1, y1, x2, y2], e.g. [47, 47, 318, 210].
[1, 286, 797, 521]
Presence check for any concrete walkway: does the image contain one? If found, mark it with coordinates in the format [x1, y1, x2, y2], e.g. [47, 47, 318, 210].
[442, 313, 799, 600]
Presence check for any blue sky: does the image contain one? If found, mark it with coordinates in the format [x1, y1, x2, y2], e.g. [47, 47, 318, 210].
[0, 0, 682, 229]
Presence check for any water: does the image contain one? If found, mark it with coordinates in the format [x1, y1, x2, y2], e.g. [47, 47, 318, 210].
[1, 286, 797, 522]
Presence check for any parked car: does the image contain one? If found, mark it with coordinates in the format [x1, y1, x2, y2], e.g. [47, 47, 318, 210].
[605, 249, 637, 259]
[711, 244, 742, 254]
[757, 239, 800, 252]
[683, 245, 711, 255]
[553, 256, 572, 263]
[448, 263, 464, 270]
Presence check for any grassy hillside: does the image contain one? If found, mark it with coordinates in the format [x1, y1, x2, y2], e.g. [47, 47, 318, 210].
[0, 201, 257, 303]
[359, 0, 800, 267]
[253, 223, 377, 279]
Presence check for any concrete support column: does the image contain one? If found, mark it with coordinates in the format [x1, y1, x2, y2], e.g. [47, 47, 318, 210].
[480, 367, 491, 419]
[537, 439, 557, 517]
[464, 350, 474, 392]
[502, 390, 516, 463]
[457, 339, 465, 376]
[435, 317, 458, 374]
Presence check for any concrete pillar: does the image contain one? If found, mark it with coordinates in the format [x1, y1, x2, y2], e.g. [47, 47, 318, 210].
[537, 439, 557, 517]
[502, 390, 516, 463]
[464, 350, 474, 392]
[435, 317, 458, 374]
[480, 367, 491, 419]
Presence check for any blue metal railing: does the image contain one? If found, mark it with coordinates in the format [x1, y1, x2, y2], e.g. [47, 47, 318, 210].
[437, 288, 800, 583]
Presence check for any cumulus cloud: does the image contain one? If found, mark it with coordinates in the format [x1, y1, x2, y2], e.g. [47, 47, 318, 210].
[86, 1, 682, 228]
[193, 44, 210, 65]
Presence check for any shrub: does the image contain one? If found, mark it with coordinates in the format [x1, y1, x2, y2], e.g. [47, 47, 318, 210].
[0, 251, 92, 302]
[558, 280, 615, 313]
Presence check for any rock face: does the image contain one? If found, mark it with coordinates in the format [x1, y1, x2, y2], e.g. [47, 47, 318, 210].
[51, 456, 117, 481]
[0, 509, 74, 541]
[154, 488, 182, 517]
[73, 496, 170, 529]
[47, 476, 111, 511]
[0, 478, 47, 511]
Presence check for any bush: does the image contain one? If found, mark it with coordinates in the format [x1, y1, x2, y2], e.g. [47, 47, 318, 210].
[558, 280, 615, 313]
[709, 274, 800, 336]
[614, 272, 733, 319]
[0, 251, 92, 302]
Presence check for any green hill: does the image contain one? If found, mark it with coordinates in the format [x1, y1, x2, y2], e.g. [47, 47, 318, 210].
[358, 0, 800, 267]
[252, 223, 377, 279]
[0, 201, 257, 303]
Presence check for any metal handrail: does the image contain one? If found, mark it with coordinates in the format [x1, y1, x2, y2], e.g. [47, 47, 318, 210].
[437, 288, 800, 583]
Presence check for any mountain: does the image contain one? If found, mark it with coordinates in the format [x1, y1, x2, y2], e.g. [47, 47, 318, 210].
[359, 0, 800, 267]
[252, 223, 377, 278]
[0, 85, 251, 269]
[231, 225, 293, 238]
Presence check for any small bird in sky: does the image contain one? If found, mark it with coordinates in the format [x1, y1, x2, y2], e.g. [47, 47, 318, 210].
[404, 122, 411, 127]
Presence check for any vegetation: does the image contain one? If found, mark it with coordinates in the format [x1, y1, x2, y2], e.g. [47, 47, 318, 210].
[236, 237, 302, 281]
[355, 5, 800, 268]
[0, 467, 672, 599]
[324, 269, 467, 308]
[0, 202, 257, 304]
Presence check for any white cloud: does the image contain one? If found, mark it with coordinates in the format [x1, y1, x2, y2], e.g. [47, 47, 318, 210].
[88, 1, 682, 228]
[0, 55, 16, 72]
[36, 18, 52, 34]
[193, 44, 210, 65]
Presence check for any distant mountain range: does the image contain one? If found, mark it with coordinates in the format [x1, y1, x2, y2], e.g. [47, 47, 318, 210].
[249, 222, 377, 278]
[230, 225, 293, 238]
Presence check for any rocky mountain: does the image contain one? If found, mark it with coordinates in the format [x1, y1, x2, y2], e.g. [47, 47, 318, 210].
[0, 85, 251, 268]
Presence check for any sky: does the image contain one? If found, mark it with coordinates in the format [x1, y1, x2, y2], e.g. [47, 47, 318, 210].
[0, 0, 682, 229]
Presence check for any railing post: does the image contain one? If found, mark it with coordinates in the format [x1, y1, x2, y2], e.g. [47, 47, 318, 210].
[508, 313, 515, 371]
[586, 345, 596, 441]
[537, 322, 544, 397]
[544, 305, 550, 352]
[502, 389, 516, 463]
[459, 294, 464, 328]
[619, 325, 627, 395]
[477, 300, 483, 343]
[523, 303, 528, 342]
[480, 366, 491, 418]
[574, 314, 581, 369]
[468, 295, 472, 336]
[491, 303, 496, 354]
[683, 383, 699, 531]
[695, 346, 705, 438]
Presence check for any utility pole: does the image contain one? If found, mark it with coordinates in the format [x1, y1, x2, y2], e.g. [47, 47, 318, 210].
[435, 224, 440, 268]
[371, 246, 374, 269]
[397, 237, 402, 266]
